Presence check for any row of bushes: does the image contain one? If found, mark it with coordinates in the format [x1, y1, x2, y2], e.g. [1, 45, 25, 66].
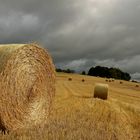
[56, 68, 75, 73]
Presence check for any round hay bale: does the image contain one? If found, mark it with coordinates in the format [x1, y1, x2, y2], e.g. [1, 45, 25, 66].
[120, 81, 123, 84]
[68, 78, 72, 81]
[94, 83, 108, 100]
[105, 79, 108, 82]
[0, 43, 55, 131]
[82, 79, 85, 82]
[136, 85, 139, 87]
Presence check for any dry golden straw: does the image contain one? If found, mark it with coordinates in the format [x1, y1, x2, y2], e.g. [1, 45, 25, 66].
[94, 83, 108, 100]
[0, 43, 55, 131]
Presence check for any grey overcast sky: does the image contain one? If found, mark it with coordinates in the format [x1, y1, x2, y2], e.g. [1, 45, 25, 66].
[0, 0, 140, 80]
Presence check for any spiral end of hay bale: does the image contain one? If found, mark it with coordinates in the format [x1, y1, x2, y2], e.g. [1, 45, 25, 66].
[94, 83, 108, 100]
[0, 43, 55, 131]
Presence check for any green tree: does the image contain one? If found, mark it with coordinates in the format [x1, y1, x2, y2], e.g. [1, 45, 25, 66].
[88, 66, 131, 81]
[81, 71, 86, 75]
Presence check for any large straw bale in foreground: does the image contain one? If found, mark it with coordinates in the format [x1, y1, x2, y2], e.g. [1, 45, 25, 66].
[0, 44, 55, 131]
[94, 83, 108, 100]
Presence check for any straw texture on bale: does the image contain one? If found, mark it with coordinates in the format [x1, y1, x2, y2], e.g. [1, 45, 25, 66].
[94, 83, 108, 100]
[0, 44, 55, 131]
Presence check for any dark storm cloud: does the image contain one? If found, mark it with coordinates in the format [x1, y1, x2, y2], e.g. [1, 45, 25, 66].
[0, 0, 140, 80]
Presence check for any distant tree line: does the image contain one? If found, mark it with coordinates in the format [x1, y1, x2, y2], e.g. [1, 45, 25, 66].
[88, 66, 131, 81]
[56, 68, 75, 73]
[56, 66, 131, 81]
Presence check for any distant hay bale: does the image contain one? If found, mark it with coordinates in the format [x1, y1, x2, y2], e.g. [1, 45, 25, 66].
[112, 79, 115, 82]
[136, 85, 139, 87]
[105, 79, 108, 82]
[94, 83, 108, 100]
[82, 79, 85, 82]
[68, 78, 72, 81]
[120, 81, 123, 84]
[0, 43, 55, 131]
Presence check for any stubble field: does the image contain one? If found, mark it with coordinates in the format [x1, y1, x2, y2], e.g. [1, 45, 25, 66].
[1, 72, 140, 140]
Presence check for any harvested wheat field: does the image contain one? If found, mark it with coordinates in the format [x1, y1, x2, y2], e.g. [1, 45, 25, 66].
[1, 72, 140, 140]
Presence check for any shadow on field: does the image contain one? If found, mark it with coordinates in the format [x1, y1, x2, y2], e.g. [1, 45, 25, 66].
[74, 95, 93, 99]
